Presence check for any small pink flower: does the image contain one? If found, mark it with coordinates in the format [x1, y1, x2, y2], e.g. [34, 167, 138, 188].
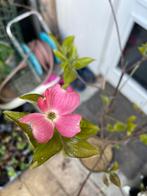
[19, 84, 81, 143]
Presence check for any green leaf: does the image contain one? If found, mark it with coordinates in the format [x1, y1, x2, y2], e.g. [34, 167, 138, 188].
[4, 111, 28, 120]
[127, 116, 137, 135]
[107, 122, 126, 132]
[7, 167, 17, 178]
[138, 42, 147, 56]
[107, 124, 114, 132]
[76, 119, 100, 139]
[54, 50, 67, 62]
[68, 45, 78, 60]
[127, 115, 137, 123]
[63, 138, 98, 158]
[32, 132, 62, 167]
[60, 61, 68, 69]
[62, 36, 75, 54]
[63, 65, 77, 88]
[100, 95, 111, 106]
[4, 111, 38, 148]
[103, 174, 109, 187]
[20, 93, 42, 102]
[140, 134, 147, 145]
[110, 161, 119, 172]
[109, 172, 121, 187]
[74, 57, 95, 69]
[113, 122, 126, 132]
[127, 123, 137, 135]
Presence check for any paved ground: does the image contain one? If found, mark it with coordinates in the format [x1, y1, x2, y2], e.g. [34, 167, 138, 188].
[0, 153, 124, 196]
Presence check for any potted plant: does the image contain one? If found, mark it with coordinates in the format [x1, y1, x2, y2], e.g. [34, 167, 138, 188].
[3, 2, 147, 196]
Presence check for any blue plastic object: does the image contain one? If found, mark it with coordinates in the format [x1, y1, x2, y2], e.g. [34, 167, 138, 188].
[21, 43, 43, 76]
[39, 32, 57, 50]
[39, 32, 60, 64]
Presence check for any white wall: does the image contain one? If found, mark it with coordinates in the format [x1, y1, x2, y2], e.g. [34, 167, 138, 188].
[56, 0, 120, 74]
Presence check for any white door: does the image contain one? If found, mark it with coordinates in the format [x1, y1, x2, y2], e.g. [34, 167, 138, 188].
[100, 0, 147, 114]
[56, 0, 120, 74]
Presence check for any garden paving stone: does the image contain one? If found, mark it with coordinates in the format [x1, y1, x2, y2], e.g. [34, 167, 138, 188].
[0, 179, 31, 196]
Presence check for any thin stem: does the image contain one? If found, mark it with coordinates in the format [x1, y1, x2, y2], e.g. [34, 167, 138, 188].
[106, 0, 125, 111]
[76, 71, 100, 90]
[120, 56, 147, 90]
[108, 0, 124, 67]
[76, 145, 109, 196]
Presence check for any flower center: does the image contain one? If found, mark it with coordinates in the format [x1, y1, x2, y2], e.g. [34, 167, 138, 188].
[48, 112, 56, 121]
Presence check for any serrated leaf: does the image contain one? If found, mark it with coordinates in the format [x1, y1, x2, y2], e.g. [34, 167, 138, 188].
[100, 95, 111, 106]
[54, 50, 67, 62]
[4, 111, 38, 147]
[63, 65, 77, 88]
[74, 57, 95, 69]
[140, 134, 147, 145]
[32, 132, 62, 167]
[63, 138, 98, 158]
[76, 119, 100, 139]
[20, 93, 42, 102]
[109, 172, 121, 187]
[103, 174, 109, 186]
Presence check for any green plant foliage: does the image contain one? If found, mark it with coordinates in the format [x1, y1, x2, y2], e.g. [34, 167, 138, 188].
[0, 145, 6, 157]
[4, 111, 38, 148]
[138, 42, 147, 56]
[4, 111, 99, 167]
[76, 119, 100, 139]
[7, 166, 17, 178]
[100, 95, 111, 106]
[0, 43, 13, 82]
[62, 35, 75, 55]
[107, 116, 137, 135]
[20, 93, 43, 102]
[109, 172, 121, 187]
[63, 64, 77, 88]
[113, 122, 126, 132]
[32, 132, 62, 167]
[53, 35, 95, 88]
[109, 161, 119, 172]
[62, 137, 99, 158]
[16, 141, 26, 150]
[54, 50, 67, 62]
[0, 43, 13, 61]
[74, 57, 95, 70]
[107, 122, 126, 132]
[127, 115, 137, 135]
[140, 134, 147, 145]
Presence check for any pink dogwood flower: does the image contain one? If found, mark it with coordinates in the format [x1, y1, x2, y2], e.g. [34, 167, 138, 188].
[19, 84, 81, 143]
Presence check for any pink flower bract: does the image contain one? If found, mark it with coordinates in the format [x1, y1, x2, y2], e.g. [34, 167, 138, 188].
[19, 84, 81, 143]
